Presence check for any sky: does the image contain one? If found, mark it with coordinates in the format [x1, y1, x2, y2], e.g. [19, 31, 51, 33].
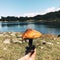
[0, 0, 60, 18]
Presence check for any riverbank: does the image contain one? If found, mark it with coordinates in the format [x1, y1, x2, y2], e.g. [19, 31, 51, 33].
[0, 32, 60, 60]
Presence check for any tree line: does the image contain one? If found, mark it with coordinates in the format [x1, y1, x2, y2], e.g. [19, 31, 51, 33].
[0, 10, 60, 22]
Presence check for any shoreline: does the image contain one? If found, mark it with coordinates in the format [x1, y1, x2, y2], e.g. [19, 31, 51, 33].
[0, 32, 58, 40]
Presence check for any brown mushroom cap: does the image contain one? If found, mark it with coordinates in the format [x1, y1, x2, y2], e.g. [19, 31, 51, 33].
[22, 29, 42, 39]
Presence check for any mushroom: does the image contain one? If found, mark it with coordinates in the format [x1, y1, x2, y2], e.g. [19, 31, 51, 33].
[22, 29, 42, 54]
[22, 28, 42, 47]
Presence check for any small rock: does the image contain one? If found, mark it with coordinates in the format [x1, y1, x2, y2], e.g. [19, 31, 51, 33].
[47, 42, 53, 45]
[57, 42, 60, 44]
[12, 39, 22, 43]
[3, 39, 11, 44]
[42, 41, 46, 45]
[0, 34, 3, 36]
[3, 47, 7, 50]
[40, 46, 44, 49]
[11, 32, 16, 36]
[18, 38, 22, 40]
[19, 41, 22, 43]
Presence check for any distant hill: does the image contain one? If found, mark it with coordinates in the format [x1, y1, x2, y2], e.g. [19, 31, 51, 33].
[0, 10, 60, 22]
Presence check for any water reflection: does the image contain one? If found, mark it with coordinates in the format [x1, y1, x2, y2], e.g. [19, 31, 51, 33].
[1, 22, 29, 27]
[27, 24, 35, 29]
[0, 22, 60, 35]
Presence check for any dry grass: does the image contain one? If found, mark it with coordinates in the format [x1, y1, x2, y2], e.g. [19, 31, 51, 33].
[0, 32, 60, 60]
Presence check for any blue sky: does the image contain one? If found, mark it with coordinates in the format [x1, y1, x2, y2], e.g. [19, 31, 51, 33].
[0, 0, 60, 17]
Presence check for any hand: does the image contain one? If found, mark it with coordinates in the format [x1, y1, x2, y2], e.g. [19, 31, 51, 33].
[18, 49, 36, 60]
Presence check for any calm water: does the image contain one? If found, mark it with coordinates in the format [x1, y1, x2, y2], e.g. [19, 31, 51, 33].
[0, 22, 60, 35]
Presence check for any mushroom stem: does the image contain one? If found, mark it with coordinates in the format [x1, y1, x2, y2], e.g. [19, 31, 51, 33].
[25, 38, 35, 55]
[29, 39, 33, 47]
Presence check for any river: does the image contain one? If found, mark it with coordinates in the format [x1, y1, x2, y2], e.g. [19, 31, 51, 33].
[0, 22, 60, 35]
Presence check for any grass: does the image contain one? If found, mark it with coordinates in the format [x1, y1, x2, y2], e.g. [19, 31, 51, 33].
[0, 32, 60, 60]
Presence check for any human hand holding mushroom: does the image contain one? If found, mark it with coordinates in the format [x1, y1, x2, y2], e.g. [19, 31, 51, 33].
[18, 29, 42, 60]
[22, 29, 42, 54]
[18, 48, 36, 60]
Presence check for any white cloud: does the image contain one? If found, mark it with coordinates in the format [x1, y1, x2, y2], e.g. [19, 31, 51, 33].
[21, 12, 39, 17]
[44, 7, 60, 13]
[57, 7, 60, 11]
[0, 7, 60, 18]
[44, 7, 56, 13]
[22, 7, 60, 17]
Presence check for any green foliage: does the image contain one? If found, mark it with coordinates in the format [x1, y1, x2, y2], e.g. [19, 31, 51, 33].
[0, 10, 60, 22]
